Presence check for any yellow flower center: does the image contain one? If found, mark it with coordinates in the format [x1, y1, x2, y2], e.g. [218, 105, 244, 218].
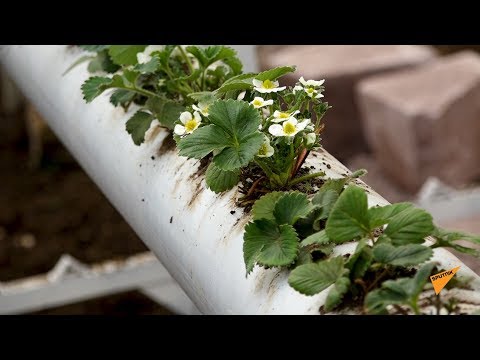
[253, 99, 263, 106]
[283, 122, 296, 135]
[278, 112, 290, 119]
[262, 79, 275, 89]
[258, 143, 268, 155]
[307, 87, 315, 94]
[185, 119, 198, 133]
[202, 106, 209, 114]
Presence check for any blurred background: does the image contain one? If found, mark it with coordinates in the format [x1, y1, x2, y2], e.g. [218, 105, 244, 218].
[1, 45, 480, 314]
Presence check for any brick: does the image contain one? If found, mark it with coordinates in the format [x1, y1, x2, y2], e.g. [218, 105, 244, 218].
[357, 51, 480, 192]
[257, 45, 436, 161]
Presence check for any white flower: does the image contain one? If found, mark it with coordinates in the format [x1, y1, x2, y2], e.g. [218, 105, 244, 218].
[136, 45, 165, 64]
[268, 118, 311, 137]
[237, 91, 246, 101]
[252, 79, 286, 93]
[250, 97, 274, 109]
[272, 110, 300, 123]
[192, 103, 210, 116]
[299, 76, 325, 87]
[257, 136, 274, 158]
[304, 86, 324, 99]
[174, 111, 202, 136]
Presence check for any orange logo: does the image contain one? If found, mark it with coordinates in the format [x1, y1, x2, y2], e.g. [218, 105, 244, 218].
[430, 266, 460, 295]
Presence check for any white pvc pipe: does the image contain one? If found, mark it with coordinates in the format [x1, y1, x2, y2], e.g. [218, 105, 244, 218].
[2, 45, 479, 314]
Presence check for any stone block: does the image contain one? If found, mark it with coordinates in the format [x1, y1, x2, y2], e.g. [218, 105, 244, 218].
[257, 45, 436, 160]
[357, 51, 480, 192]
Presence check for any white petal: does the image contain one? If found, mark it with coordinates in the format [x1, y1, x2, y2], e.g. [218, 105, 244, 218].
[273, 110, 282, 118]
[272, 80, 280, 87]
[192, 105, 201, 112]
[180, 111, 192, 124]
[265, 145, 274, 157]
[271, 118, 285, 123]
[296, 119, 311, 131]
[317, 79, 325, 86]
[305, 132, 316, 146]
[315, 93, 324, 99]
[288, 118, 298, 126]
[145, 45, 165, 54]
[291, 110, 300, 116]
[258, 124, 262, 130]
[255, 88, 269, 94]
[299, 76, 307, 86]
[269, 124, 285, 137]
[174, 124, 186, 136]
[264, 99, 274, 106]
[252, 79, 263, 87]
[237, 91, 246, 100]
[271, 86, 286, 92]
[136, 52, 151, 64]
[193, 111, 202, 122]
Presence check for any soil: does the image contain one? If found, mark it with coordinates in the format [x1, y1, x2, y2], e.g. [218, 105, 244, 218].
[0, 114, 170, 314]
[237, 164, 325, 212]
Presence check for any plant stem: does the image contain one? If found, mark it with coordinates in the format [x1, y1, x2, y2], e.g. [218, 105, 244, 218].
[288, 171, 325, 186]
[178, 45, 194, 75]
[130, 86, 159, 98]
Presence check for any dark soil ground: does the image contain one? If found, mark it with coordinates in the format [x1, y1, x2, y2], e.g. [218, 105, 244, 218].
[0, 115, 171, 314]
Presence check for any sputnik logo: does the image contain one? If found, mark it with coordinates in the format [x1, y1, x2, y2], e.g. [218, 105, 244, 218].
[430, 266, 461, 295]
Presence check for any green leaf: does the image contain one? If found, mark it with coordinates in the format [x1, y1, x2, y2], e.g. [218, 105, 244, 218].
[178, 100, 263, 171]
[346, 239, 373, 279]
[383, 208, 434, 245]
[365, 279, 410, 314]
[409, 262, 436, 297]
[432, 227, 480, 257]
[178, 124, 230, 159]
[108, 45, 147, 65]
[325, 277, 351, 312]
[255, 66, 296, 81]
[186, 46, 208, 67]
[301, 229, 330, 246]
[318, 178, 347, 195]
[87, 49, 119, 73]
[288, 256, 348, 296]
[81, 76, 112, 102]
[125, 111, 155, 145]
[212, 133, 264, 170]
[252, 192, 284, 222]
[134, 56, 160, 74]
[110, 89, 135, 107]
[368, 203, 414, 228]
[311, 189, 339, 230]
[273, 192, 313, 225]
[146, 97, 184, 130]
[373, 244, 433, 266]
[243, 219, 299, 273]
[325, 185, 370, 243]
[433, 227, 480, 244]
[79, 45, 110, 52]
[365, 262, 435, 314]
[312, 190, 339, 220]
[205, 162, 240, 193]
[224, 56, 243, 75]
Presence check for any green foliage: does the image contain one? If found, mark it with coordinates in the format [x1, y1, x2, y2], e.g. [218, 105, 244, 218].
[365, 263, 436, 314]
[325, 186, 370, 243]
[75, 45, 480, 315]
[125, 111, 155, 145]
[178, 99, 263, 171]
[243, 219, 299, 273]
[205, 163, 240, 193]
[288, 257, 348, 296]
[108, 45, 147, 65]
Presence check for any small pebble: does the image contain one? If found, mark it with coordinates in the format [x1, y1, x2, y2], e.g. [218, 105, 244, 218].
[170, 216, 173, 223]
[230, 210, 236, 215]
